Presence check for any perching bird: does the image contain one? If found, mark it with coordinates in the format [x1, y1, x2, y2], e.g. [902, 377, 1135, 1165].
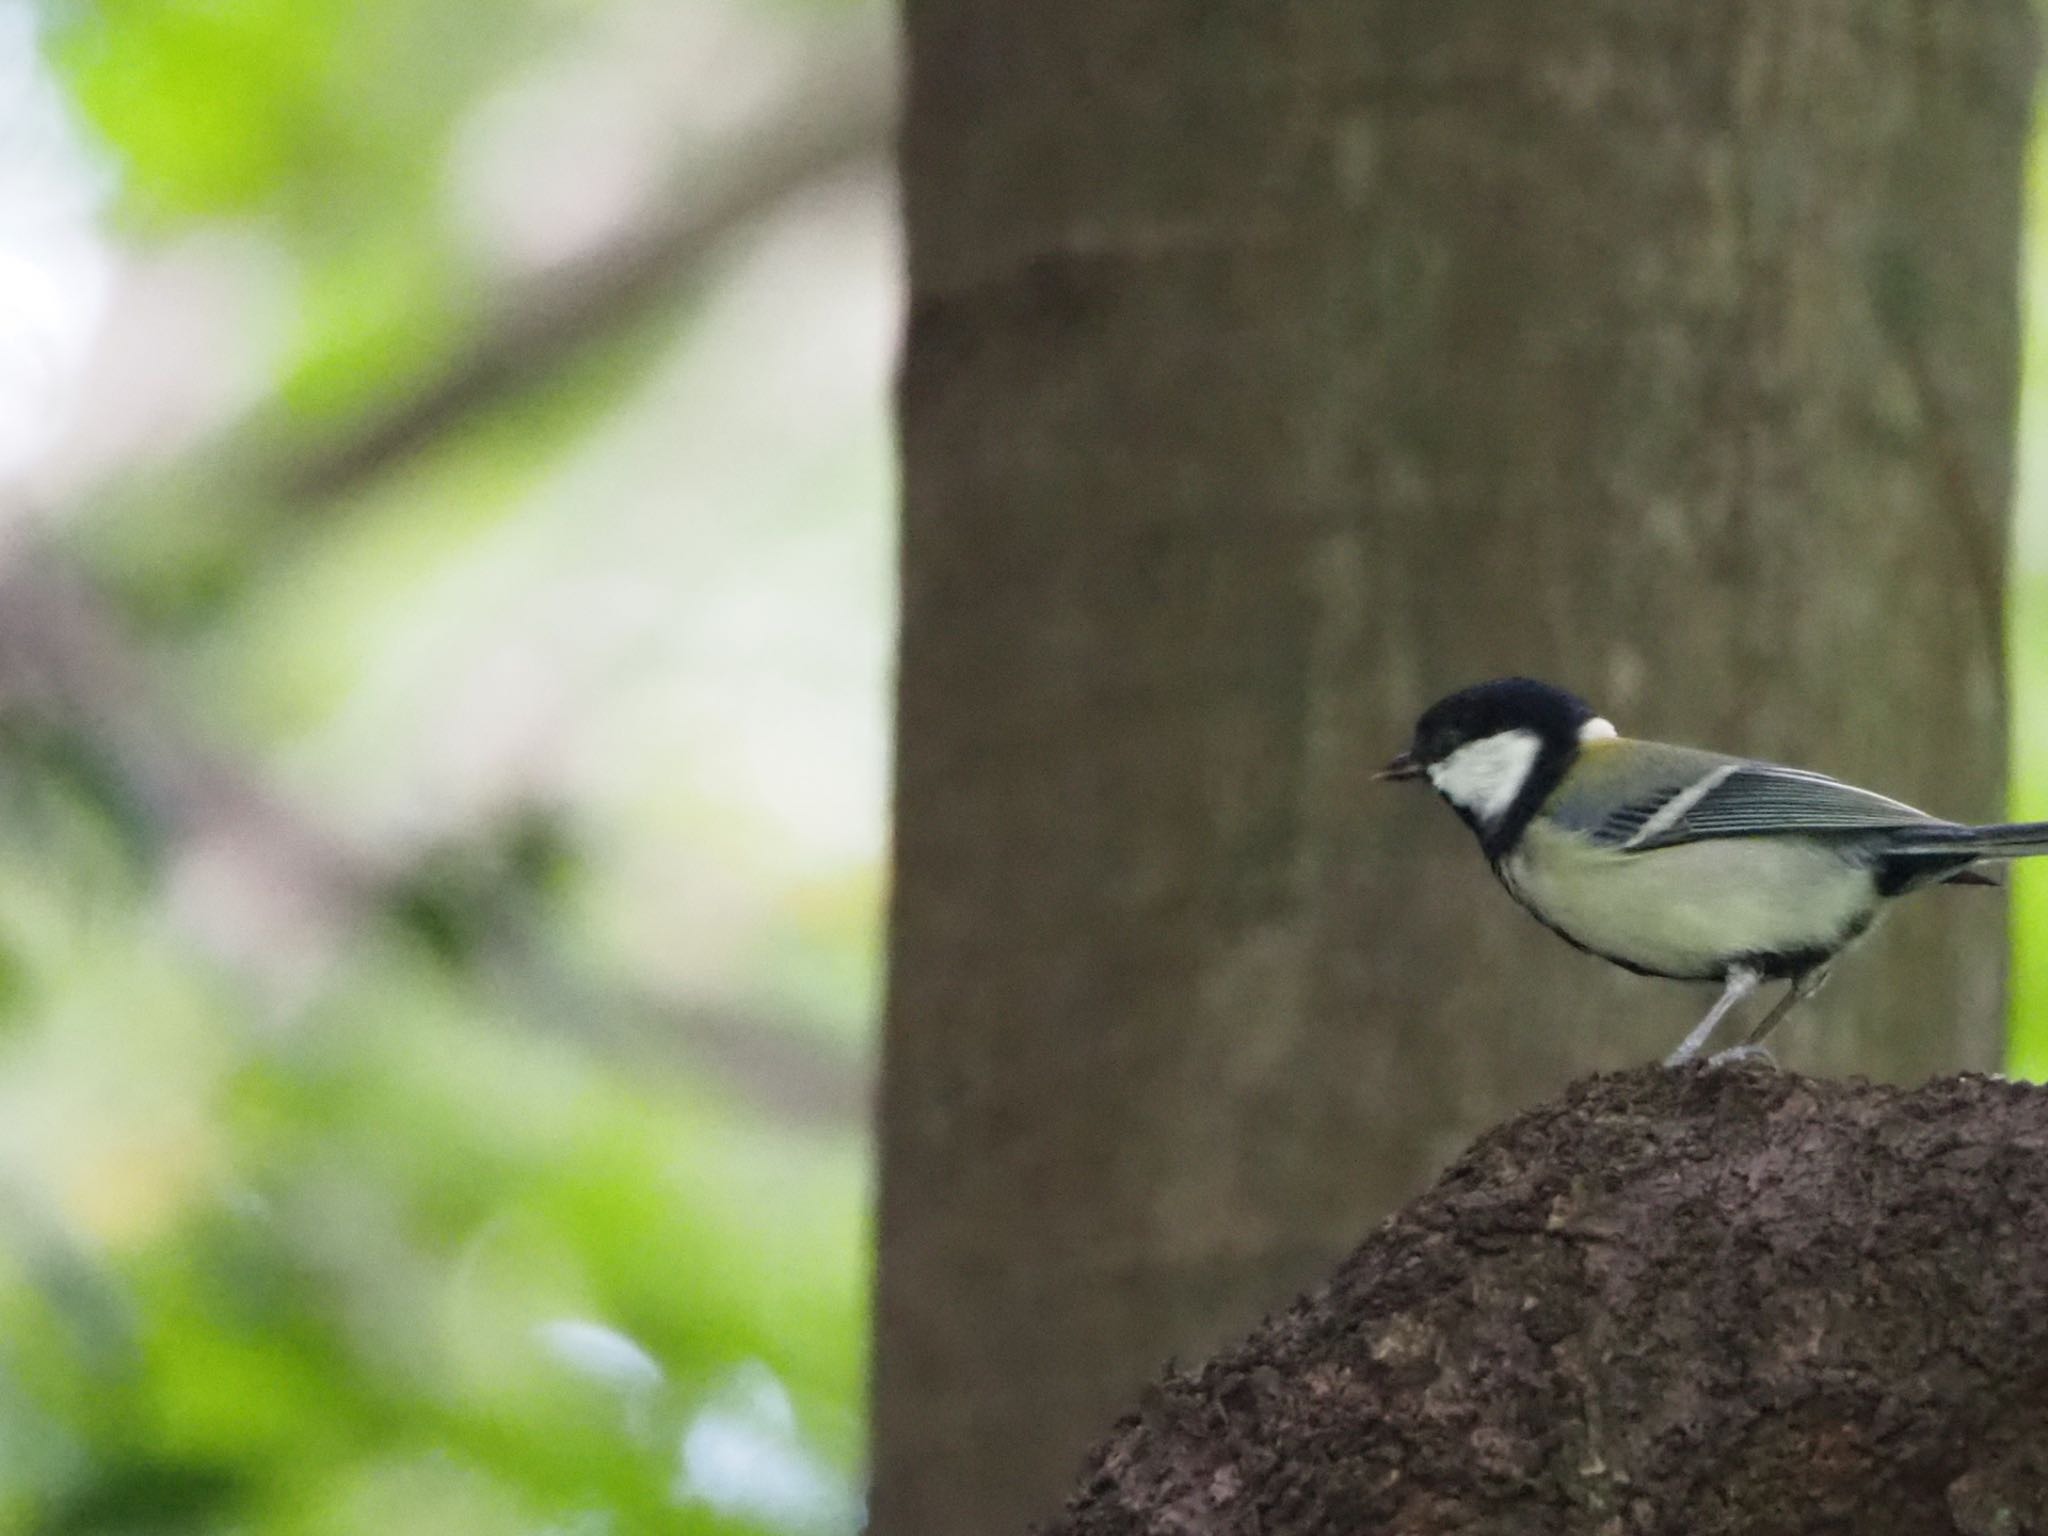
[1379, 677, 2047, 1064]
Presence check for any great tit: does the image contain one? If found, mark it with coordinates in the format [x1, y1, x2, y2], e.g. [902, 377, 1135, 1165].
[1379, 677, 2048, 1065]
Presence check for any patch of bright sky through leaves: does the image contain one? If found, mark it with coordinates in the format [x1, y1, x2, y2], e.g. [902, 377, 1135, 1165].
[0, 2, 111, 486]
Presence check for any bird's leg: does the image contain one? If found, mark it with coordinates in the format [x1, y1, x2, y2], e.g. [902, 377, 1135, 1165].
[1664, 965, 1761, 1066]
[1740, 964, 1833, 1050]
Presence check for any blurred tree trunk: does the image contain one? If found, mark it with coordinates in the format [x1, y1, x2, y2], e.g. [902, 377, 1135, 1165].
[874, 3, 2035, 1531]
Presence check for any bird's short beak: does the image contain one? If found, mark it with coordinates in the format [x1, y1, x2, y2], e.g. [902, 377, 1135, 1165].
[1375, 751, 1423, 782]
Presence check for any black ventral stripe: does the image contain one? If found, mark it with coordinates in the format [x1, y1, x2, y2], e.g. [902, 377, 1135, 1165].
[1481, 735, 1577, 864]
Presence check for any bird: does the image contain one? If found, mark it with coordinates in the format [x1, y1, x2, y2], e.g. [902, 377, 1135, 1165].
[1378, 677, 2047, 1065]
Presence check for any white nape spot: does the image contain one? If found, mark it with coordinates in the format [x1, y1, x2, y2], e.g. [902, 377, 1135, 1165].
[1579, 717, 1618, 742]
[1427, 729, 1542, 825]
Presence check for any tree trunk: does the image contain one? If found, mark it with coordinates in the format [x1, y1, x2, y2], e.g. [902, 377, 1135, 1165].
[876, 3, 2035, 1530]
[1048, 1065, 2048, 1536]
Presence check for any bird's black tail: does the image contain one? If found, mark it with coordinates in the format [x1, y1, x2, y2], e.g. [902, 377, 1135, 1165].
[1894, 821, 2048, 861]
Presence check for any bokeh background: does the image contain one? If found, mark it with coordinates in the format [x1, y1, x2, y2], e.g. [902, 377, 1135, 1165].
[0, 1, 888, 1531]
[0, 2, 2047, 1532]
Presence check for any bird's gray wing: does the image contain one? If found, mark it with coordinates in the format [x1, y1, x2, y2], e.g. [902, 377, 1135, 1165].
[1548, 742, 1949, 851]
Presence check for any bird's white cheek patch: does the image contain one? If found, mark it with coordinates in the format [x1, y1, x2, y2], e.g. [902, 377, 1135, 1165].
[1428, 729, 1542, 825]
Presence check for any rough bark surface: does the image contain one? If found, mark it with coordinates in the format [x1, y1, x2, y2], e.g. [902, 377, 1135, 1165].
[878, 1, 2036, 1530]
[1051, 1065, 2048, 1536]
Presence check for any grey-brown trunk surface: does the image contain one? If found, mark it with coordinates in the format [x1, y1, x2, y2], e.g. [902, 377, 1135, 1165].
[875, 2, 2035, 1528]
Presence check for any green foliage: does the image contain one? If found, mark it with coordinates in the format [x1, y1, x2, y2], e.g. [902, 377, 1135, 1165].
[46, 0, 525, 230]
[6, 0, 887, 1529]
[2008, 577, 2048, 1078]
[0, 748, 868, 1532]
[2006, 130, 2048, 1081]
[45, 0, 542, 416]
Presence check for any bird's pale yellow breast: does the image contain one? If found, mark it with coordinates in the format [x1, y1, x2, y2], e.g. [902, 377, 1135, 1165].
[1500, 817, 1878, 980]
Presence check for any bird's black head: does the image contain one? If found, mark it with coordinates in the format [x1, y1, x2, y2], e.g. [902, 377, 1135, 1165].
[1379, 678, 1612, 855]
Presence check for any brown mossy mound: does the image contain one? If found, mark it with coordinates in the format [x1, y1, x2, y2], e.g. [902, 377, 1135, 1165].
[1050, 1066, 2048, 1536]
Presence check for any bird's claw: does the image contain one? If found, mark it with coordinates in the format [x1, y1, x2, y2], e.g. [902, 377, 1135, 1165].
[1707, 1043, 1778, 1070]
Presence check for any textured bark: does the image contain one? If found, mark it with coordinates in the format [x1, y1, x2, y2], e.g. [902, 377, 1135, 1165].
[878, 2, 2035, 1530]
[1050, 1066, 2048, 1535]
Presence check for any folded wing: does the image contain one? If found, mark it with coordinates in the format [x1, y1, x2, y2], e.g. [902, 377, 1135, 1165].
[1548, 742, 1951, 853]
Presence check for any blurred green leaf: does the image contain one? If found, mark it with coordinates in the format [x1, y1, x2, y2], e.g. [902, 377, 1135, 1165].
[6, 2, 887, 1530]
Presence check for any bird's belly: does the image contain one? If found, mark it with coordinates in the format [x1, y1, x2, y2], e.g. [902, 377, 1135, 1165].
[1498, 824, 1879, 979]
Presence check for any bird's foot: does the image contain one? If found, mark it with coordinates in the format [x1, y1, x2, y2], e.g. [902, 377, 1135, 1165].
[1707, 1043, 1777, 1070]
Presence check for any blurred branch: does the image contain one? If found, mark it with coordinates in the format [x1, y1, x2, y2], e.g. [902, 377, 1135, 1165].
[145, 20, 894, 526]
[75, 16, 896, 620]
[0, 535, 868, 1131]
[0, 546, 367, 908]
[22, 19, 895, 1125]
[473, 897, 871, 1133]
[283, 24, 897, 502]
